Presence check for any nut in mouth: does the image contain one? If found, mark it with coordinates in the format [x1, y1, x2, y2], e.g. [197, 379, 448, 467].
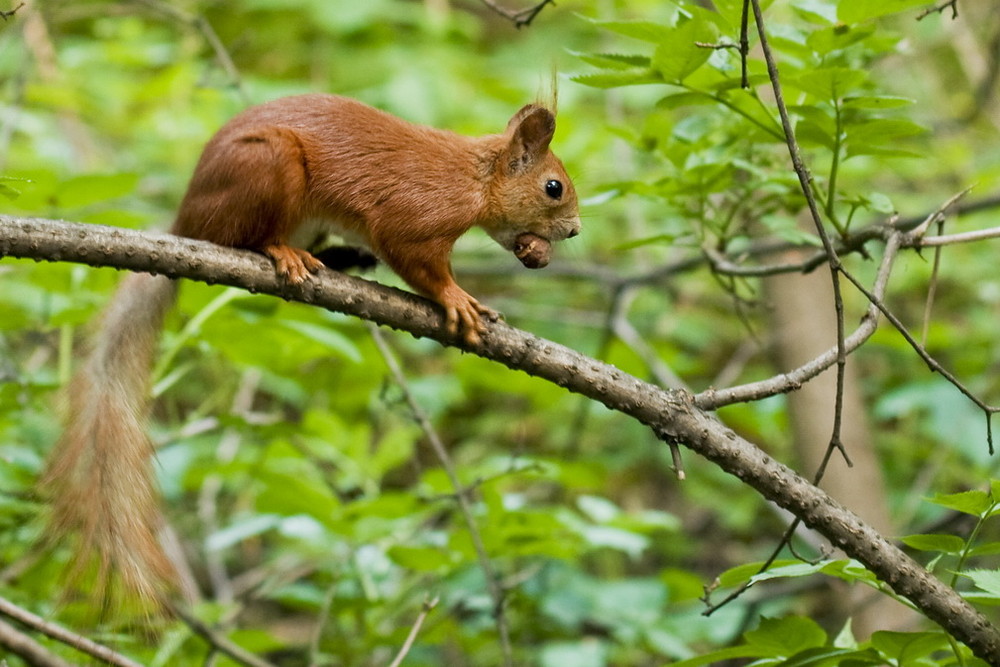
[513, 232, 552, 269]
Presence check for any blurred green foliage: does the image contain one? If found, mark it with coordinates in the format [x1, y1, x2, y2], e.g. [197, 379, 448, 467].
[2, 0, 1000, 664]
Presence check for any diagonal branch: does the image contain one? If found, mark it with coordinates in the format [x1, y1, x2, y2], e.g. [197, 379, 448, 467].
[3, 215, 1000, 663]
[0, 594, 143, 667]
[695, 231, 901, 410]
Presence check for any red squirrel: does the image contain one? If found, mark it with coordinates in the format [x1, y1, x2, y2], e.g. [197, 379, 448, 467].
[42, 94, 580, 604]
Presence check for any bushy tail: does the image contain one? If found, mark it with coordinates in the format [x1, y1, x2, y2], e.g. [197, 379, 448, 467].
[42, 272, 178, 606]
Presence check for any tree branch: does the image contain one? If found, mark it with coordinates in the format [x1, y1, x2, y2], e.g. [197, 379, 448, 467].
[4, 215, 1000, 663]
[0, 594, 143, 667]
[477, 0, 555, 28]
[695, 230, 901, 410]
[0, 617, 73, 667]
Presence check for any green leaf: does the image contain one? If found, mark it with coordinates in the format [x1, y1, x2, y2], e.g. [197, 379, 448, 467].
[869, 631, 951, 662]
[793, 0, 839, 25]
[961, 569, 1000, 597]
[843, 95, 916, 109]
[966, 541, 1000, 558]
[781, 646, 885, 666]
[989, 479, 1000, 503]
[796, 120, 838, 150]
[844, 118, 926, 158]
[55, 173, 139, 208]
[863, 191, 895, 213]
[806, 22, 876, 55]
[588, 19, 675, 43]
[838, 0, 933, 23]
[651, 15, 719, 83]
[572, 52, 652, 70]
[571, 70, 662, 88]
[387, 544, 453, 571]
[657, 90, 716, 109]
[901, 533, 966, 554]
[0, 176, 27, 201]
[281, 319, 361, 362]
[718, 559, 800, 587]
[744, 616, 827, 655]
[667, 646, 770, 667]
[790, 67, 867, 102]
[927, 489, 993, 516]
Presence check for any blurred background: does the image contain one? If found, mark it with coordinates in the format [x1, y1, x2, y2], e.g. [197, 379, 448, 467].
[2, 0, 1000, 664]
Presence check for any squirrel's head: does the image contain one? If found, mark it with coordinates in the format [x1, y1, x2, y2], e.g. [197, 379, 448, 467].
[481, 104, 580, 268]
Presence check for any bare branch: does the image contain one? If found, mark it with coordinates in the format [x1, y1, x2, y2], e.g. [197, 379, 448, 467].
[0, 595, 143, 667]
[131, 0, 248, 102]
[4, 215, 1000, 663]
[917, 0, 959, 21]
[171, 605, 278, 667]
[696, 231, 901, 410]
[478, 0, 555, 28]
[0, 2, 24, 21]
[750, 0, 851, 483]
[388, 596, 440, 667]
[915, 225, 1000, 247]
[0, 618, 73, 667]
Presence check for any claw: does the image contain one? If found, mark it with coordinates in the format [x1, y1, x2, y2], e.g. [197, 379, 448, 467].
[440, 290, 497, 345]
[264, 245, 323, 284]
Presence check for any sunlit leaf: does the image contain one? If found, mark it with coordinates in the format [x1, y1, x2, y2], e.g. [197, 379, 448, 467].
[961, 569, 1000, 597]
[790, 67, 867, 102]
[838, 0, 934, 23]
[927, 489, 993, 516]
[651, 16, 719, 83]
[901, 533, 966, 554]
[744, 616, 827, 654]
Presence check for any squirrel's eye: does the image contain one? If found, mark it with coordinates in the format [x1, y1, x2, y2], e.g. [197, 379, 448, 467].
[545, 179, 563, 200]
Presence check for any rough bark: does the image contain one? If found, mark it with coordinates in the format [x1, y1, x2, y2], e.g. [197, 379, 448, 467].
[2, 215, 999, 663]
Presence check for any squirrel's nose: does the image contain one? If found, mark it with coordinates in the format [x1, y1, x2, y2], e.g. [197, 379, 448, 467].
[567, 228, 579, 238]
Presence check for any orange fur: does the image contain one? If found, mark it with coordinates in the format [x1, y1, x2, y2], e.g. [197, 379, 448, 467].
[44, 94, 580, 607]
[173, 94, 580, 340]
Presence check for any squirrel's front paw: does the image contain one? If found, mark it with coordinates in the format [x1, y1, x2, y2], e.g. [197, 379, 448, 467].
[264, 245, 324, 284]
[441, 291, 498, 345]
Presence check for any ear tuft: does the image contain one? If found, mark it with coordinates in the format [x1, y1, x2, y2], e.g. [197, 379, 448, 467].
[505, 105, 556, 172]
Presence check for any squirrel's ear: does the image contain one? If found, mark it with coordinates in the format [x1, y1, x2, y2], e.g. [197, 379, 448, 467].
[504, 105, 556, 173]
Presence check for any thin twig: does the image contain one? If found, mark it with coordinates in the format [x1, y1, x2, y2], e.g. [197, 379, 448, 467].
[909, 186, 974, 238]
[0, 595, 143, 667]
[387, 596, 439, 667]
[739, 0, 750, 88]
[702, 0, 858, 616]
[921, 218, 945, 347]
[696, 231, 901, 410]
[172, 604, 278, 667]
[917, 0, 959, 21]
[917, 226, 1000, 247]
[695, 41, 740, 50]
[368, 325, 514, 667]
[1, 2, 24, 20]
[704, 516, 803, 616]
[131, 0, 248, 102]
[839, 262, 1000, 453]
[478, 0, 555, 28]
[750, 0, 851, 476]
